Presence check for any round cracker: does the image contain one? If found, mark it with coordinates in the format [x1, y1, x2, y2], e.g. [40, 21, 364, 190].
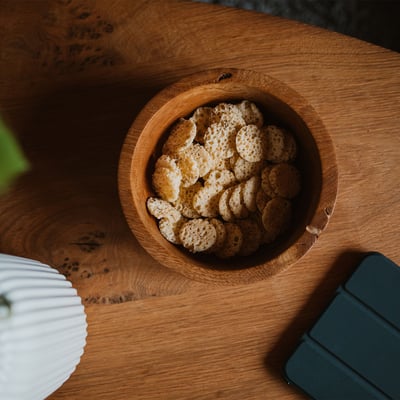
[177, 153, 200, 187]
[192, 185, 222, 218]
[210, 103, 240, 124]
[237, 218, 262, 256]
[242, 175, 261, 212]
[206, 218, 227, 253]
[281, 130, 297, 162]
[146, 197, 181, 222]
[233, 156, 264, 182]
[190, 106, 212, 144]
[216, 222, 243, 259]
[236, 124, 267, 162]
[260, 165, 275, 198]
[162, 118, 196, 154]
[179, 219, 217, 253]
[261, 197, 292, 240]
[237, 100, 264, 128]
[256, 188, 270, 213]
[269, 163, 301, 199]
[204, 169, 236, 190]
[218, 186, 236, 222]
[159, 217, 186, 245]
[228, 183, 249, 219]
[152, 166, 181, 203]
[204, 122, 237, 160]
[263, 125, 285, 163]
[173, 182, 202, 219]
[182, 143, 213, 177]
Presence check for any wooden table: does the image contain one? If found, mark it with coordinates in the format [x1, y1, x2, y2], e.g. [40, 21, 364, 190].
[1, 1, 399, 398]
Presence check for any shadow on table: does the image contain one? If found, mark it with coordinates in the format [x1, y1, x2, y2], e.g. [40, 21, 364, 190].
[264, 250, 367, 386]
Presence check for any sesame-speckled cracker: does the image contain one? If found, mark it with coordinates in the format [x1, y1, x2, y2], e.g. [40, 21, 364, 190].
[179, 218, 217, 253]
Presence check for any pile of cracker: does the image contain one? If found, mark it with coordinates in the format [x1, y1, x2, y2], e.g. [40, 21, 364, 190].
[147, 101, 301, 259]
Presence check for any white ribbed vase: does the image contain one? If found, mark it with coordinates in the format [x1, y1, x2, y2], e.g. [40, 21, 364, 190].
[0, 253, 87, 400]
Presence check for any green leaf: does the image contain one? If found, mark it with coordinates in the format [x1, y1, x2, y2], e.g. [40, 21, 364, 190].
[0, 118, 29, 193]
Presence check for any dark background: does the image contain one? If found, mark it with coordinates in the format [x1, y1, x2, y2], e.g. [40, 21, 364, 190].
[197, 0, 400, 53]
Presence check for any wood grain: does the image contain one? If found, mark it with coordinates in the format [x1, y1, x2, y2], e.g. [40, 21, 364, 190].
[0, 0, 399, 399]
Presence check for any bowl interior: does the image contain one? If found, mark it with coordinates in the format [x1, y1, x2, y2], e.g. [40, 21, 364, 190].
[119, 69, 336, 283]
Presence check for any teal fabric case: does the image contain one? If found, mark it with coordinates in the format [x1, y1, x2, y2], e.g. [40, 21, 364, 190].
[284, 253, 400, 399]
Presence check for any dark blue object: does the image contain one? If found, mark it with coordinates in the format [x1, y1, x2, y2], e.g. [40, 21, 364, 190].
[284, 253, 400, 400]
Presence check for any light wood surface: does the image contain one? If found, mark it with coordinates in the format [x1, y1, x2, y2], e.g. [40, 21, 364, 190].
[0, 1, 399, 399]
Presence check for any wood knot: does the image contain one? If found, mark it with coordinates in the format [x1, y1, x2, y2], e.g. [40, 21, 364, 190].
[216, 72, 232, 82]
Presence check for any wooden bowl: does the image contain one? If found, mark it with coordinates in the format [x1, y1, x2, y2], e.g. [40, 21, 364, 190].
[118, 68, 338, 285]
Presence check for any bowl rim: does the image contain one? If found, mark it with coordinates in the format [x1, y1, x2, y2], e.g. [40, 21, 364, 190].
[118, 68, 338, 284]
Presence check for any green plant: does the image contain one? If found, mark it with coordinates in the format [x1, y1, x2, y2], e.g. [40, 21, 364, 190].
[0, 118, 29, 193]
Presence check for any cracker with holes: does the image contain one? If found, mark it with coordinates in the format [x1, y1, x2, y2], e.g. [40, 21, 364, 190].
[216, 222, 243, 259]
[152, 165, 181, 203]
[190, 106, 212, 144]
[179, 219, 217, 253]
[228, 183, 249, 219]
[261, 165, 275, 198]
[148, 100, 302, 258]
[192, 185, 222, 218]
[173, 182, 202, 219]
[204, 169, 236, 190]
[237, 218, 262, 256]
[159, 217, 186, 245]
[256, 188, 270, 213]
[237, 100, 264, 128]
[146, 197, 182, 223]
[261, 197, 292, 241]
[162, 118, 196, 154]
[206, 218, 227, 253]
[182, 143, 213, 177]
[177, 153, 199, 188]
[218, 186, 236, 222]
[204, 122, 237, 160]
[242, 175, 261, 212]
[236, 124, 267, 162]
[269, 163, 301, 199]
[233, 156, 264, 182]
